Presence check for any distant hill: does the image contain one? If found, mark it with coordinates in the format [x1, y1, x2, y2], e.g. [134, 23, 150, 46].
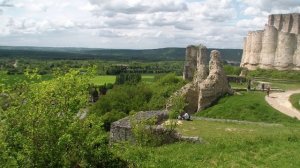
[0, 46, 242, 62]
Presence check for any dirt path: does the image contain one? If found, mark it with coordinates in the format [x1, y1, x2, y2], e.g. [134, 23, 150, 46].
[265, 89, 300, 119]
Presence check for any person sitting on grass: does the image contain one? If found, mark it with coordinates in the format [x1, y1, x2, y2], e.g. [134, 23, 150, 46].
[183, 112, 190, 120]
[177, 114, 183, 120]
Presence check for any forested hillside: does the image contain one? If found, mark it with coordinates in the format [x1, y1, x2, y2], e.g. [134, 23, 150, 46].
[0, 46, 242, 62]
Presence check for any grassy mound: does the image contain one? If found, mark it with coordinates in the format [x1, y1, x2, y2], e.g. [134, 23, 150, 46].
[248, 69, 300, 81]
[290, 93, 300, 111]
[196, 91, 297, 123]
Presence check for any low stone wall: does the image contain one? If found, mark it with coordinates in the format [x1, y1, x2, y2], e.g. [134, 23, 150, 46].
[110, 110, 169, 143]
[110, 110, 201, 144]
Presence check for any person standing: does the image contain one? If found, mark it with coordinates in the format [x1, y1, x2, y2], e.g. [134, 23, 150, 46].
[266, 86, 271, 97]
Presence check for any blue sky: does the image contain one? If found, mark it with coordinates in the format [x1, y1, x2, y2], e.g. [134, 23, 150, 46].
[0, 0, 300, 49]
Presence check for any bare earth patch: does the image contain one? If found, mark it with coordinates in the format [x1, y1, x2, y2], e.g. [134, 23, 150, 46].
[265, 89, 300, 119]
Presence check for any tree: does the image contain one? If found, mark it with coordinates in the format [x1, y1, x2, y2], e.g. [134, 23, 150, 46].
[0, 69, 127, 167]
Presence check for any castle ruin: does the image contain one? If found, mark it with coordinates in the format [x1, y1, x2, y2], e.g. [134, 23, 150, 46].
[171, 44, 232, 113]
[241, 13, 300, 70]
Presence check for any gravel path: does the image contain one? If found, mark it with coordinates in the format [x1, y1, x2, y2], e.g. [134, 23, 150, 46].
[265, 89, 300, 119]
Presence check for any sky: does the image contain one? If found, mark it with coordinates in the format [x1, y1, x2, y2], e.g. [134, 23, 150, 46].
[0, 0, 300, 49]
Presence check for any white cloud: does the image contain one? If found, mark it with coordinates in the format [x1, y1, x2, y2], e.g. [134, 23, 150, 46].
[89, 0, 188, 16]
[0, 0, 299, 49]
[0, 0, 14, 7]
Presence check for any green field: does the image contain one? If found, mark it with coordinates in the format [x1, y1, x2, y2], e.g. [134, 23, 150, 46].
[90, 75, 155, 85]
[90, 75, 116, 85]
[90, 74, 182, 85]
[290, 93, 300, 111]
[0, 72, 181, 87]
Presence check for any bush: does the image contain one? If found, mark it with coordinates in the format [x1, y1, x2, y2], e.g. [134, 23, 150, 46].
[0, 69, 128, 167]
[101, 110, 127, 131]
[90, 84, 153, 115]
[115, 73, 141, 85]
[168, 96, 186, 119]
[223, 65, 242, 76]
[131, 116, 178, 147]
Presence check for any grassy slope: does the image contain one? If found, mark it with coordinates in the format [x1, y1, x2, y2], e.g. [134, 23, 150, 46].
[115, 119, 300, 167]
[196, 91, 297, 123]
[290, 93, 300, 111]
[115, 91, 300, 167]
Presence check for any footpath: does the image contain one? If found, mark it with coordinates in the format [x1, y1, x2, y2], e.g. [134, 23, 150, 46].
[265, 89, 300, 119]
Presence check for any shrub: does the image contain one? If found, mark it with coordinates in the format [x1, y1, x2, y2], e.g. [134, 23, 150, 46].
[131, 116, 178, 147]
[115, 73, 142, 85]
[168, 96, 186, 119]
[101, 110, 127, 131]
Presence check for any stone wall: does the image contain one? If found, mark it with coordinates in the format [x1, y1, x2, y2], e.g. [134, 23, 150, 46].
[110, 110, 168, 143]
[241, 13, 300, 70]
[110, 110, 201, 144]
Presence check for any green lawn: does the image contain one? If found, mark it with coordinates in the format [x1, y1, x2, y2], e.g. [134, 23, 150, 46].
[290, 93, 300, 111]
[114, 119, 300, 167]
[271, 82, 300, 90]
[91, 74, 182, 85]
[91, 75, 116, 85]
[196, 91, 297, 123]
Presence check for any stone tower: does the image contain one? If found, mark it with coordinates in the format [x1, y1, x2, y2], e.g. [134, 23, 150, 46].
[170, 44, 232, 113]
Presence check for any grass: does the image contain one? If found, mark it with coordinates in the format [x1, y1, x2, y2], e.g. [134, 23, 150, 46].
[114, 119, 300, 167]
[290, 93, 300, 111]
[90, 74, 182, 85]
[229, 82, 247, 89]
[270, 82, 300, 90]
[91, 75, 116, 85]
[90, 75, 156, 85]
[196, 91, 297, 123]
[1, 73, 160, 87]
[113, 90, 300, 167]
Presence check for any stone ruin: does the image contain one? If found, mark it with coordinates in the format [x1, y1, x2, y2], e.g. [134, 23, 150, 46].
[172, 44, 232, 113]
[241, 13, 300, 70]
[110, 44, 230, 144]
[110, 110, 169, 143]
[110, 110, 201, 144]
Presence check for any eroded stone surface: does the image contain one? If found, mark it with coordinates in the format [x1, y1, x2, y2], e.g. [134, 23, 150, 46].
[109, 110, 201, 144]
[198, 50, 232, 111]
[170, 45, 232, 113]
[241, 13, 300, 70]
[110, 110, 168, 143]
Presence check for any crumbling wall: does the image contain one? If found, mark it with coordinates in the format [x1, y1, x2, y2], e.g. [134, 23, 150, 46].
[110, 110, 168, 143]
[198, 50, 232, 111]
[173, 45, 232, 113]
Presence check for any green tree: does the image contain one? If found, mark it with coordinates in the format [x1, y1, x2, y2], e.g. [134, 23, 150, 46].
[0, 69, 126, 167]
